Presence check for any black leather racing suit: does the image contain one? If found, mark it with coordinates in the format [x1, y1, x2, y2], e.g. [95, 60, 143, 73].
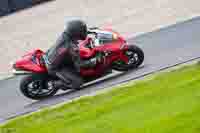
[42, 30, 94, 89]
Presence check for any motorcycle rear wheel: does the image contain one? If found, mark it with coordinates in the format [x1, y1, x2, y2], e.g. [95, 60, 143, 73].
[20, 74, 58, 100]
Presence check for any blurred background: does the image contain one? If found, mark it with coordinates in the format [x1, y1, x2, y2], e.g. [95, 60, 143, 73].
[0, 0, 52, 17]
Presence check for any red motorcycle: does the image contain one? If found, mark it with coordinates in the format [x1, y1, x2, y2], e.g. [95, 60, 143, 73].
[12, 28, 144, 100]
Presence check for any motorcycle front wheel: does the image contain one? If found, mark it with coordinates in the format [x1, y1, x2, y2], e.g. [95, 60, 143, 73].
[112, 45, 144, 71]
[20, 74, 58, 100]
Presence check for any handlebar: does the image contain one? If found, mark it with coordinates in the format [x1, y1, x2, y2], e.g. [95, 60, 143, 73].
[87, 27, 99, 35]
[87, 30, 97, 35]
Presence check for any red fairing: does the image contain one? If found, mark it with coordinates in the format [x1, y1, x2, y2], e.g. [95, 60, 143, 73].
[15, 49, 47, 73]
[79, 38, 96, 59]
[79, 30, 129, 77]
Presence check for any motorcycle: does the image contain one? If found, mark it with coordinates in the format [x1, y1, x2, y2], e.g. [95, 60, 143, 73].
[12, 28, 144, 100]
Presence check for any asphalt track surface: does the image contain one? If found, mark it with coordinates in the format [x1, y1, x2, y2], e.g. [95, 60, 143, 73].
[1, 17, 200, 123]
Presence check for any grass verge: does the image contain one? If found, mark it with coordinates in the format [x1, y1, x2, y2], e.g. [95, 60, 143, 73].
[1, 63, 200, 133]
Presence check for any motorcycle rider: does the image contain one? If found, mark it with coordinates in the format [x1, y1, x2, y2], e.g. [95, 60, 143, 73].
[42, 19, 99, 90]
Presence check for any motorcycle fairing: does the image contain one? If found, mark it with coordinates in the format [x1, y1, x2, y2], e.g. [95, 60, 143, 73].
[79, 34, 129, 77]
[14, 49, 47, 73]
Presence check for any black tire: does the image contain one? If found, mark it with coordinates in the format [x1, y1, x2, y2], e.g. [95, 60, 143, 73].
[112, 45, 144, 71]
[20, 74, 58, 100]
[128, 45, 144, 67]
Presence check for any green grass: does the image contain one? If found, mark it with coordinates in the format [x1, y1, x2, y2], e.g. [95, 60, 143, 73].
[1, 63, 200, 133]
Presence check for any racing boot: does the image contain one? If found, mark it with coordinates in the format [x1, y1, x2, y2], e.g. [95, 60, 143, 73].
[55, 68, 83, 90]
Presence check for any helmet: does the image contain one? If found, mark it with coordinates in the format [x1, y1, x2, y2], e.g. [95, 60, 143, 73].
[65, 19, 87, 40]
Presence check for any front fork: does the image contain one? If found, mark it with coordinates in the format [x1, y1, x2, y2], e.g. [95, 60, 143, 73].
[119, 44, 129, 64]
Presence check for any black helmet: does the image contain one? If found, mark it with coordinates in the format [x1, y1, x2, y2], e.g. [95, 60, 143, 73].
[65, 19, 87, 40]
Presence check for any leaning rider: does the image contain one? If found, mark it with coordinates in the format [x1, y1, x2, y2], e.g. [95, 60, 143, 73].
[42, 19, 99, 90]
